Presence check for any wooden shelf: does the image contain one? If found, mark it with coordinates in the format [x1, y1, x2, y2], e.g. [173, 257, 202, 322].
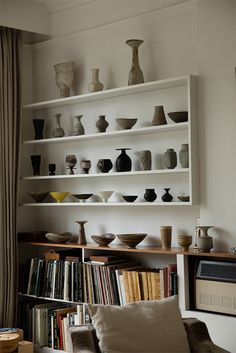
[23, 123, 189, 145]
[21, 168, 189, 180]
[23, 76, 189, 111]
[18, 241, 236, 258]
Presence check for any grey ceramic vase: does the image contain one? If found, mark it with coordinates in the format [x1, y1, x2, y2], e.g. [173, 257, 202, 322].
[196, 226, 213, 253]
[88, 68, 103, 93]
[179, 144, 189, 168]
[164, 148, 177, 169]
[96, 115, 109, 133]
[152, 106, 167, 126]
[139, 150, 152, 171]
[53, 113, 65, 138]
[73, 115, 85, 135]
[126, 39, 144, 85]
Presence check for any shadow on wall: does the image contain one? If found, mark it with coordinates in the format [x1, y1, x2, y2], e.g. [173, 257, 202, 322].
[212, 227, 235, 252]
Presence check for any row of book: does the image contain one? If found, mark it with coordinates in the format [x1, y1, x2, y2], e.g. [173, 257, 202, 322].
[18, 302, 89, 351]
[23, 255, 178, 305]
[24, 257, 83, 302]
[83, 258, 177, 305]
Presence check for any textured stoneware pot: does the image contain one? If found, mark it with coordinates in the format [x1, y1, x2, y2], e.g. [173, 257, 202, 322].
[53, 113, 65, 138]
[177, 234, 192, 251]
[88, 68, 104, 93]
[161, 188, 173, 202]
[96, 115, 109, 132]
[66, 154, 77, 175]
[164, 148, 177, 169]
[116, 148, 132, 172]
[196, 226, 213, 252]
[144, 188, 157, 202]
[126, 39, 144, 85]
[179, 143, 189, 168]
[160, 226, 172, 249]
[97, 159, 113, 173]
[152, 106, 167, 126]
[139, 150, 152, 171]
[73, 115, 85, 135]
[31, 155, 41, 176]
[33, 119, 44, 140]
[53, 61, 75, 97]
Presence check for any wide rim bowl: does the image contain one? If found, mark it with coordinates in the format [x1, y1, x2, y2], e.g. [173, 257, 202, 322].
[115, 118, 137, 130]
[167, 111, 188, 123]
[122, 195, 138, 202]
[45, 232, 72, 243]
[29, 191, 49, 203]
[91, 233, 115, 246]
[72, 193, 93, 200]
[177, 196, 190, 202]
[116, 233, 147, 248]
[50, 191, 69, 202]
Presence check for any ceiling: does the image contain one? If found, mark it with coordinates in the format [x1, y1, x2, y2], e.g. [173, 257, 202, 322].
[31, 0, 96, 14]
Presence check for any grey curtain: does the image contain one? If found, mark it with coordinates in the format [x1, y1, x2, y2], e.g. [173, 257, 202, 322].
[0, 26, 22, 326]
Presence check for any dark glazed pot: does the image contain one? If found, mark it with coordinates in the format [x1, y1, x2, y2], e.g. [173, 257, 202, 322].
[161, 188, 173, 202]
[96, 115, 109, 133]
[144, 188, 157, 202]
[33, 119, 44, 140]
[116, 148, 132, 172]
[97, 159, 113, 173]
[31, 155, 41, 176]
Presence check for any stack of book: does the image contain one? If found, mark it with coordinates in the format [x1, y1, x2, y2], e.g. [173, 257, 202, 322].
[83, 256, 178, 305]
[18, 302, 89, 350]
[25, 257, 83, 302]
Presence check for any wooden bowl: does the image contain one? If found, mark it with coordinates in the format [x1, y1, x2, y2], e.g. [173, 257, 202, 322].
[116, 118, 137, 130]
[91, 233, 115, 246]
[0, 333, 20, 353]
[177, 234, 192, 251]
[45, 232, 72, 243]
[116, 233, 147, 248]
[167, 111, 188, 123]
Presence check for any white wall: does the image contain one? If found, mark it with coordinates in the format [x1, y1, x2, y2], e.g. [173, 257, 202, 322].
[19, 0, 236, 351]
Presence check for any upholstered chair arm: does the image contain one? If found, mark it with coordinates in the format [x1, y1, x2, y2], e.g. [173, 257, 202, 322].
[69, 325, 101, 353]
[183, 318, 230, 353]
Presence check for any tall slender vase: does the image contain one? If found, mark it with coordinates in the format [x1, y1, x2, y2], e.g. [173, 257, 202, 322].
[33, 119, 44, 140]
[53, 113, 65, 137]
[73, 115, 85, 135]
[31, 155, 41, 176]
[126, 39, 144, 85]
[76, 221, 88, 244]
[88, 68, 104, 93]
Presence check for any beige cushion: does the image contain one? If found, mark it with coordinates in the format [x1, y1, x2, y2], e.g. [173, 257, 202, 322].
[88, 296, 190, 353]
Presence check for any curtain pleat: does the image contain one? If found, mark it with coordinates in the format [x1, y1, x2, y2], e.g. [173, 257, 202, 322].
[0, 26, 22, 327]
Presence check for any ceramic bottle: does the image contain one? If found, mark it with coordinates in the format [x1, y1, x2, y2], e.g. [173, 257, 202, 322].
[88, 68, 104, 93]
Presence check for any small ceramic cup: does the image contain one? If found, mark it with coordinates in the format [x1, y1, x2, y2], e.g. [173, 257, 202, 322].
[177, 234, 192, 252]
[160, 226, 172, 249]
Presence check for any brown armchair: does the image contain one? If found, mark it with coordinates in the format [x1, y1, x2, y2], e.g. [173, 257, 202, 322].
[69, 318, 230, 353]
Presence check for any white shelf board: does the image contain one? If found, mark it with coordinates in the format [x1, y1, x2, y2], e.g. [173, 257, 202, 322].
[23, 123, 189, 145]
[23, 76, 189, 110]
[21, 202, 191, 207]
[21, 168, 189, 180]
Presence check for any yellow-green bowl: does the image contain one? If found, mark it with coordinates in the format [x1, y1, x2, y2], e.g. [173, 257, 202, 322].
[50, 191, 69, 203]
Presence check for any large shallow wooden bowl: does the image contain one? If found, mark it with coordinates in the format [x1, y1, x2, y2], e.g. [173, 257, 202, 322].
[0, 333, 20, 353]
[116, 233, 147, 248]
[91, 233, 115, 246]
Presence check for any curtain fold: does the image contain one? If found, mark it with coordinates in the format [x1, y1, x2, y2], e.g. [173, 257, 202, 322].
[0, 26, 22, 327]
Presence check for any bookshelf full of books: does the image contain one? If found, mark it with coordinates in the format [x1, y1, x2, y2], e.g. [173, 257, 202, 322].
[19, 248, 178, 352]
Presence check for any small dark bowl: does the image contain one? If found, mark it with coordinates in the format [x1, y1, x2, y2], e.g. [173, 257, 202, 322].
[72, 194, 93, 202]
[122, 195, 138, 203]
[177, 196, 190, 202]
[29, 192, 49, 203]
[167, 111, 188, 123]
[91, 233, 115, 246]
[116, 233, 147, 248]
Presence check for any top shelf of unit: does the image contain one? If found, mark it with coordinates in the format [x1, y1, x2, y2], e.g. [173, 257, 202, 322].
[22, 76, 191, 111]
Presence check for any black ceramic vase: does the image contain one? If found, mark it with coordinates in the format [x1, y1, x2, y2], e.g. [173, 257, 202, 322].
[161, 188, 173, 202]
[97, 159, 113, 173]
[144, 188, 157, 202]
[116, 148, 132, 172]
[31, 155, 41, 176]
[33, 119, 44, 140]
